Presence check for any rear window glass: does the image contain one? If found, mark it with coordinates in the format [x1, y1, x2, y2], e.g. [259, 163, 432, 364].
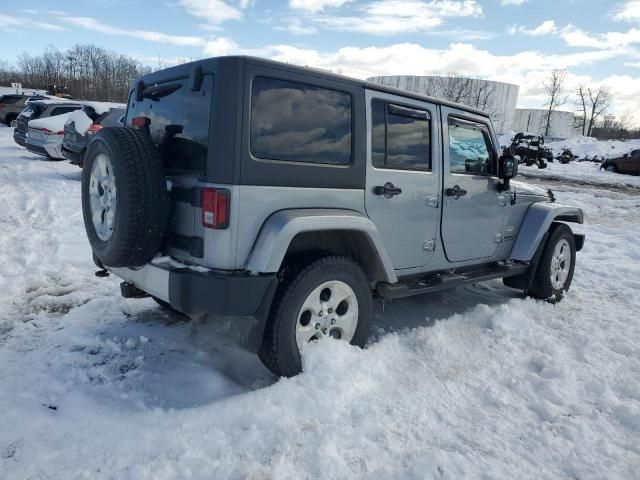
[50, 106, 82, 116]
[126, 74, 213, 174]
[1, 96, 22, 105]
[250, 77, 352, 165]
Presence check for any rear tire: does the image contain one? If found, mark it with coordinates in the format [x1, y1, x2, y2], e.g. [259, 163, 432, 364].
[81, 127, 170, 268]
[527, 224, 576, 302]
[258, 256, 372, 377]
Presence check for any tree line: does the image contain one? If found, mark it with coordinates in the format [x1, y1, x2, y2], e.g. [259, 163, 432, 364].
[0, 44, 153, 103]
[542, 69, 639, 140]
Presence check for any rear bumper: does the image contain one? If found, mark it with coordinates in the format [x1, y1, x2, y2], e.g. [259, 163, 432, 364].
[13, 131, 26, 147]
[109, 261, 278, 352]
[26, 136, 64, 159]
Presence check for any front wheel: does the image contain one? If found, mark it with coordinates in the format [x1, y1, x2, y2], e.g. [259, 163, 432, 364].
[259, 256, 372, 377]
[527, 224, 576, 302]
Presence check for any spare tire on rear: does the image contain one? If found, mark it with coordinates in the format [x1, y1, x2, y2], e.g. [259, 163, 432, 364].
[81, 127, 170, 268]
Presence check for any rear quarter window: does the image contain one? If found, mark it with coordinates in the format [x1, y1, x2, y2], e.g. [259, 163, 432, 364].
[250, 77, 352, 165]
[126, 74, 213, 174]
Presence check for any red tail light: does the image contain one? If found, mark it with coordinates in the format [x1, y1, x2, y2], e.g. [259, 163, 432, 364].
[201, 188, 230, 229]
[87, 124, 103, 135]
[131, 116, 150, 127]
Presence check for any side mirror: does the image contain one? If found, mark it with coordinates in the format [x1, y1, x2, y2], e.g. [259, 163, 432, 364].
[624, 153, 629, 158]
[498, 155, 518, 191]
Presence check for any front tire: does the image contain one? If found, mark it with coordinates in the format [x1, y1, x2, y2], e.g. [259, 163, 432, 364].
[259, 256, 372, 377]
[527, 224, 576, 302]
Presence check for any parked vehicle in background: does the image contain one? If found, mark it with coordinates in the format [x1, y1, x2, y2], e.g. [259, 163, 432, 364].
[13, 99, 82, 150]
[62, 104, 125, 166]
[0, 94, 46, 127]
[600, 150, 640, 175]
[81, 56, 585, 377]
[559, 148, 576, 164]
[509, 132, 548, 169]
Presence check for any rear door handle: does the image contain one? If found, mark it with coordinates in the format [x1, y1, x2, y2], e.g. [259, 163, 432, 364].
[373, 182, 402, 198]
[445, 185, 467, 199]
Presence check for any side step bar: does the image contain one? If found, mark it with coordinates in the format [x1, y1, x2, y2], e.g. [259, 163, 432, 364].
[376, 263, 529, 300]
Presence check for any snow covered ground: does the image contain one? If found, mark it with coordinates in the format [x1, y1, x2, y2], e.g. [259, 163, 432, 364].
[498, 132, 640, 189]
[0, 124, 639, 479]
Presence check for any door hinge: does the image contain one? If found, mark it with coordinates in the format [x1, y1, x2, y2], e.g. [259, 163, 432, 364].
[423, 239, 436, 251]
[493, 233, 503, 244]
[426, 195, 439, 208]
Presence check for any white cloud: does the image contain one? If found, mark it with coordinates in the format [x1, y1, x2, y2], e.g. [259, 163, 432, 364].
[203, 37, 239, 56]
[276, 20, 318, 35]
[314, 0, 483, 35]
[0, 14, 66, 32]
[500, 0, 527, 5]
[509, 20, 557, 37]
[289, 0, 354, 13]
[613, 0, 640, 22]
[61, 17, 206, 47]
[178, 0, 242, 24]
[561, 25, 640, 49]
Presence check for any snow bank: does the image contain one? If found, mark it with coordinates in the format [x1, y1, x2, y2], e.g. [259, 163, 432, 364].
[547, 136, 640, 161]
[0, 126, 639, 479]
[517, 157, 640, 188]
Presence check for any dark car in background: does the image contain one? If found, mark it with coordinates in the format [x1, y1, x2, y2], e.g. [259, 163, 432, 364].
[13, 100, 82, 147]
[62, 105, 125, 166]
[601, 149, 640, 175]
[0, 94, 46, 127]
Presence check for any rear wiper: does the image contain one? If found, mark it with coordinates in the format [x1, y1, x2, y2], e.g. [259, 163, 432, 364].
[142, 83, 181, 101]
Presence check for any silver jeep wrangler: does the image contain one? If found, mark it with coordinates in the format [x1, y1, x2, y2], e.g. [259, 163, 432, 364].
[81, 56, 584, 377]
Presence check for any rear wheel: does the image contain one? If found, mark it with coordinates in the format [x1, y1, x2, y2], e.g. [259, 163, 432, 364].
[605, 163, 618, 173]
[81, 127, 170, 268]
[527, 224, 576, 302]
[259, 256, 372, 377]
[6, 115, 17, 127]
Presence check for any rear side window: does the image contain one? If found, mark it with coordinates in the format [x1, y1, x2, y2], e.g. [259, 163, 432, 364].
[250, 77, 352, 165]
[371, 100, 431, 171]
[126, 74, 213, 174]
[50, 106, 81, 116]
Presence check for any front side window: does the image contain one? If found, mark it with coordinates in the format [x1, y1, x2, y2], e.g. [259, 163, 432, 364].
[371, 100, 431, 171]
[250, 77, 352, 165]
[448, 118, 493, 175]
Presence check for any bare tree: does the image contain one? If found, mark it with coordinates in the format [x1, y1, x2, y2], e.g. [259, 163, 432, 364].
[586, 87, 611, 136]
[542, 69, 568, 136]
[575, 84, 589, 135]
[434, 73, 473, 103]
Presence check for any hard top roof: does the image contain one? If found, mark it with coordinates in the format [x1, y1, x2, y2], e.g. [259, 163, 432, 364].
[138, 55, 491, 119]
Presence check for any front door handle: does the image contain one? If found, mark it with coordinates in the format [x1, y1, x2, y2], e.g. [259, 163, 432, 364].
[373, 182, 402, 198]
[445, 185, 467, 199]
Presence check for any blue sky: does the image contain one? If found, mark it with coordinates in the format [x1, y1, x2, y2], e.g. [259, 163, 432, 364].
[2, 0, 640, 116]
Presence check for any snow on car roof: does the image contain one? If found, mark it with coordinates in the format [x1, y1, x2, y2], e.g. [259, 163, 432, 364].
[28, 111, 79, 132]
[81, 101, 126, 114]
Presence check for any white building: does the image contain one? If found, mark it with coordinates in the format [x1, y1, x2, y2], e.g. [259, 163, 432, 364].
[367, 75, 519, 133]
[511, 109, 581, 139]
[0, 85, 47, 97]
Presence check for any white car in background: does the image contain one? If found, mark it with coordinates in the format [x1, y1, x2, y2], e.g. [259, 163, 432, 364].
[25, 101, 125, 160]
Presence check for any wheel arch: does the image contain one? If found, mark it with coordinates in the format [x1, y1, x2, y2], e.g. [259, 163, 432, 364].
[510, 202, 584, 262]
[246, 209, 398, 284]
